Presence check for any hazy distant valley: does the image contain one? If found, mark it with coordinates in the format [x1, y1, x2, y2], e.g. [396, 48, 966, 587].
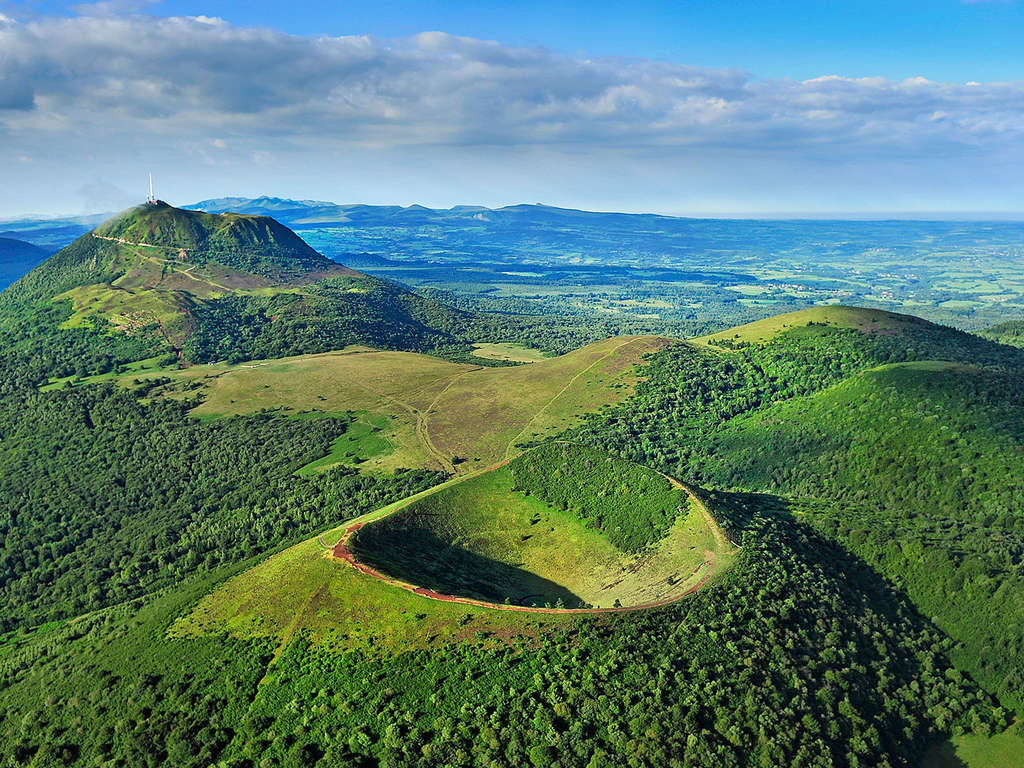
[5, 198, 1024, 335]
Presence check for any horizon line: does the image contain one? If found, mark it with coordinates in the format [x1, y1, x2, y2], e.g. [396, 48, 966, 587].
[3, 199, 1024, 225]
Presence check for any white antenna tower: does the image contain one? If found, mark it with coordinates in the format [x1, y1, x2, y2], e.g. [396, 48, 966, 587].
[147, 173, 156, 204]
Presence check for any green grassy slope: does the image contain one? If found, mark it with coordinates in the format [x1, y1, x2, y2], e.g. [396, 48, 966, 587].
[93, 202, 332, 277]
[692, 305, 933, 346]
[569, 309, 1024, 718]
[979, 320, 1024, 348]
[351, 444, 729, 608]
[683, 361, 1024, 709]
[48, 335, 672, 475]
[924, 721, 1024, 768]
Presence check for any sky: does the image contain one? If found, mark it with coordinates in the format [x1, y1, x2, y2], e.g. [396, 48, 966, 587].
[2, 0, 1024, 218]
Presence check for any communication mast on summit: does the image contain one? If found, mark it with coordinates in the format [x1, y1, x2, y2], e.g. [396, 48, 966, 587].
[146, 173, 156, 204]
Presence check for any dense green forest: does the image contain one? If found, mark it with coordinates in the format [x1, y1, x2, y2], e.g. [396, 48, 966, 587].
[0, 307, 1019, 766]
[0, 378, 441, 632]
[508, 443, 681, 552]
[566, 320, 1024, 714]
[980, 320, 1024, 348]
[180, 276, 476, 363]
[0, 301, 164, 383]
[0, 488, 1008, 767]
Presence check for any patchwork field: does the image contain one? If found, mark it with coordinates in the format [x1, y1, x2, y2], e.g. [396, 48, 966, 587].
[427, 335, 673, 466]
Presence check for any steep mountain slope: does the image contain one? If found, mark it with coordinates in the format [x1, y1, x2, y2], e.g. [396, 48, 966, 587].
[0, 201, 507, 371]
[3, 201, 354, 304]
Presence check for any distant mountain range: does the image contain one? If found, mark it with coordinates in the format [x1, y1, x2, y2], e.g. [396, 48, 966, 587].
[186, 196, 680, 228]
[0, 197, 675, 255]
[5, 197, 1024, 335]
[0, 236, 49, 291]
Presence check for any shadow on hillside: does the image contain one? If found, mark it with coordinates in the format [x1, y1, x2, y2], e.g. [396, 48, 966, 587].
[916, 739, 969, 768]
[351, 527, 587, 609]
[687, 485, 1007, 766]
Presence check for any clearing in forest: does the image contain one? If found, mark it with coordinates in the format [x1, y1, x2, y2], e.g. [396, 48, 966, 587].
[470, 342, 549, 363]
[76, 334, 671, 474]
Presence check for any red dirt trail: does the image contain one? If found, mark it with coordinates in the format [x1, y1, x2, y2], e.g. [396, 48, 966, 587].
[328, 461, 725, 615]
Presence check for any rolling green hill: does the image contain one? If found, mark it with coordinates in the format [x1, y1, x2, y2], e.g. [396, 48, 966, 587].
[681, 359, 1024, 708]
[2, 201, 353, 308]
[0, 201, 562, 374]
[1, 301, 1022, 767]
[692, 305, 932, 345]
[92, 202, 329, 276]
[979, 320, 1024, 348]
[569, 307, 1024, 720]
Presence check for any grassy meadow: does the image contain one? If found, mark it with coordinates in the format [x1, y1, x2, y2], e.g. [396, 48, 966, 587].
[691, 305, 930, 346]
[470, 341, 549, 362]
[924, 722, 1024, 768]
[178, 445, 734, 653]
[45, 335, 672, 474]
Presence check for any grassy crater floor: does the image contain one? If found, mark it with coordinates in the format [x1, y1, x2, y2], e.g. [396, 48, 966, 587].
[349, 445, 732, 609]
[176, 445, 735, 651]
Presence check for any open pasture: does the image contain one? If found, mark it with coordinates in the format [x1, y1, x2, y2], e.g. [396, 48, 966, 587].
[71, 334, 672, 474]
[470, 341, 548, 363]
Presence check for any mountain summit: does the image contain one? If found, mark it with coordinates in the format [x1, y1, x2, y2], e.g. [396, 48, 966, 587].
[5, 201, 358, 306]
[90, 201, 340, 279]
[1, 201, 478, 367]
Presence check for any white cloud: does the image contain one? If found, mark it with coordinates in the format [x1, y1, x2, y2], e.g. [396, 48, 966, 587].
[1, 14, 1024, 214]
[3, 14, 1021, 154]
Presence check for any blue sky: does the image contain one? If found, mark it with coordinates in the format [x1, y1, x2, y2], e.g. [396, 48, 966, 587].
[2, 1, 1024, 217]
[18, 0, 1024, 82]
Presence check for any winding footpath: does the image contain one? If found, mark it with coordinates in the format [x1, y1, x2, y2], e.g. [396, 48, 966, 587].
[502, 337, 648, 460]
